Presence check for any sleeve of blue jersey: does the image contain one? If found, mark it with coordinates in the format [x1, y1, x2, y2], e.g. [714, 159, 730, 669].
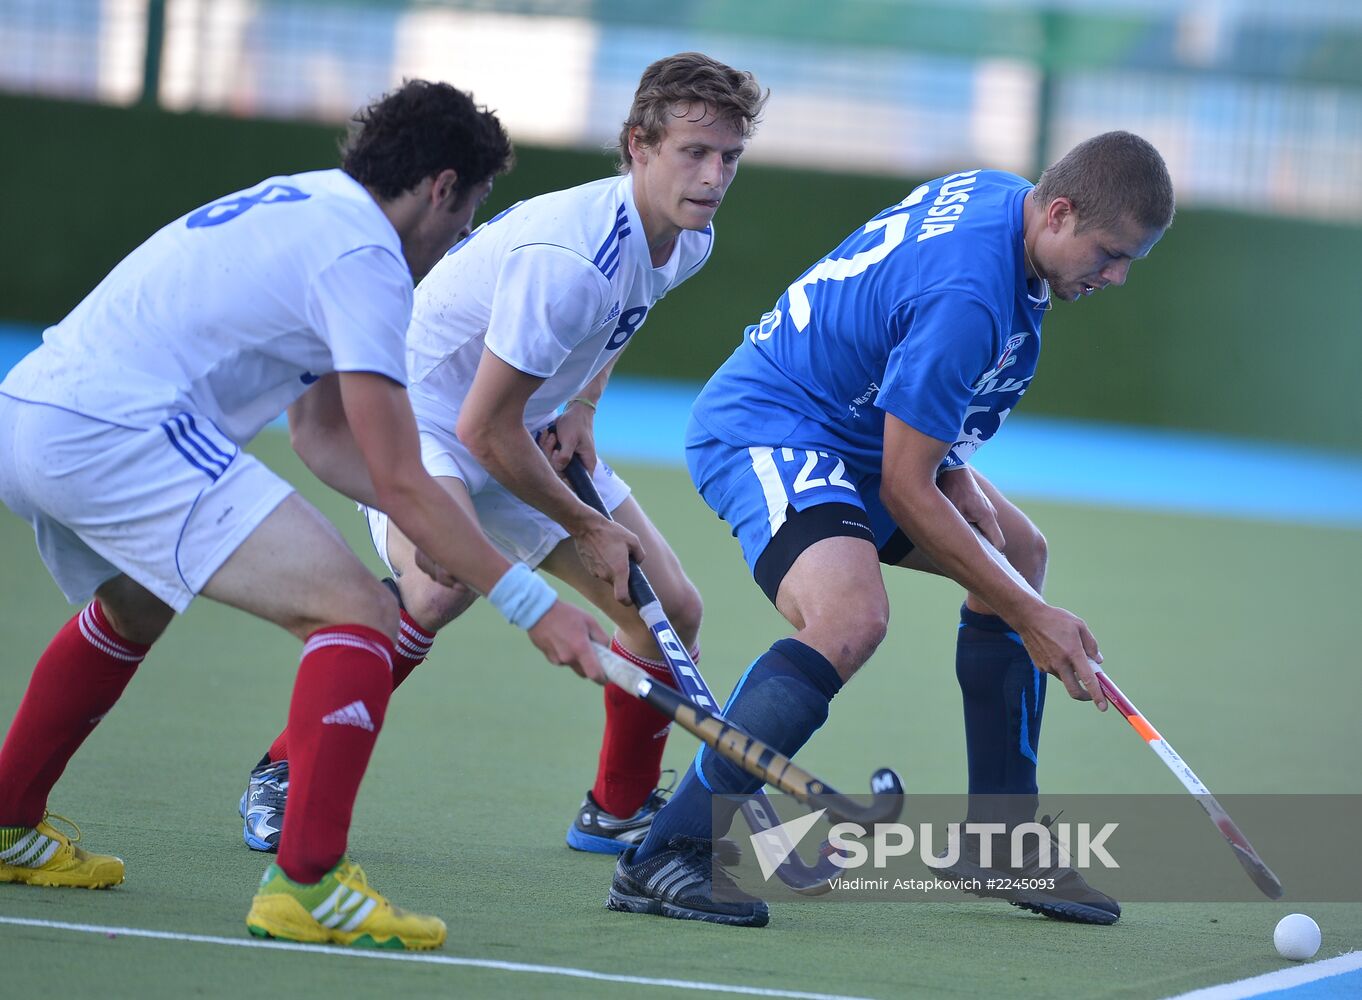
[874, 291, 1000, 444]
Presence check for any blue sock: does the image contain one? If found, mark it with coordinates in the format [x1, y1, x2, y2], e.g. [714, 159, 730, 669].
[634, 638, 842, 862]
[956, 606, 1046, 826]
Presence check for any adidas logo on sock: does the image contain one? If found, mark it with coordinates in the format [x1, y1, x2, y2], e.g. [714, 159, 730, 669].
[321, 701, 375, 732]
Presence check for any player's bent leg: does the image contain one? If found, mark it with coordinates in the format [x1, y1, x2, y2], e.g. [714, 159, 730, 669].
[202, 496, 443, 945]
[237, 480, 480, 855]
[201, 493, 397, 640]
[895, 479, 1116, 922]
[540, 494, 702, 649]
[775, 535, 890, 680]
[613, 458, 886, 923]
[0, 575, 170, 888]
[540, 500, 703, 849]
[0, 403, 282, 889]
[930, 483, 1052, 818]
[379, 477, 483, 633]
[94, 575, 176, 647]
[598, 495, 703, 645]
[893, 491, 1052, 828]
[623, 537, 876, 903]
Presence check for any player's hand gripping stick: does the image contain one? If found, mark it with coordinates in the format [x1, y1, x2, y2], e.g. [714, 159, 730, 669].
[971, 528, 1282, 899]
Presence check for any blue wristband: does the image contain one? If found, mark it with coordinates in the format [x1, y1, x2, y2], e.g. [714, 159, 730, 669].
[487, 563, 557, 629]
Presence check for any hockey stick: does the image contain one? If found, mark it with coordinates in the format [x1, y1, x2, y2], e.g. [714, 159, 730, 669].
[593, 641, 904, 828]
[1093, 669, 1283, 899]
[565, 454, 903, 863]
[969, 531, 1283, 899]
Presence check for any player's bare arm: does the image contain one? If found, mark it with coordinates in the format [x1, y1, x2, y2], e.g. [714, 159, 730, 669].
[538, 353, 619, 473]
[880, 413, 1105, 708]
[936, 466, 1004, 549]
[456, 348, 643, 604]
[338, 369, 608, 680]
[287, 373, 480, 593]
[287, 373, 380, 505]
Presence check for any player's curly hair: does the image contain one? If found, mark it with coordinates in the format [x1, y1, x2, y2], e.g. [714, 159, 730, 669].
[1033, 131, 1175, 233]
[617, 53, 768, 172]
[342, 79, 514, 205]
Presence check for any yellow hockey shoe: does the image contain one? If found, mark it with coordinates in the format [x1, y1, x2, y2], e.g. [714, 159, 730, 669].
[0, 813, 125, 889]
[246, 859, 446, 951]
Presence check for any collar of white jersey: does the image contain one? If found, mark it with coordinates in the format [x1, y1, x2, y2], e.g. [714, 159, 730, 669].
[618, 170, 683, 272]
[334, 168, 410, 275]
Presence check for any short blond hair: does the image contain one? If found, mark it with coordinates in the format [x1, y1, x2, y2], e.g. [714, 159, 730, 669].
[617, 52, 768, 172]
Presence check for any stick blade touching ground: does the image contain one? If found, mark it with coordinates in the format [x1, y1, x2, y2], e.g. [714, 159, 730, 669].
[1203, 800, 1285, 899]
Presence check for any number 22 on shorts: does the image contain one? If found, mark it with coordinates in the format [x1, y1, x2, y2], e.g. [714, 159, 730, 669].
[759, 447, 856, 500]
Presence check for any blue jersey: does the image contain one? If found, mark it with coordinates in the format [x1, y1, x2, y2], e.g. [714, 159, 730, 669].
[690, 170, 1048, 473]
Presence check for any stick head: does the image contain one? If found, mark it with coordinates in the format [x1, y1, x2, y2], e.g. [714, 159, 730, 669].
[1209, 809, 1285, 899]
[809, 767, 905, 826]
[1231, 843, 1285, 899]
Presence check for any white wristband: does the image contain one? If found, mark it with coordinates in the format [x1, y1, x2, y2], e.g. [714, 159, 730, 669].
[487, 562, 557, 630]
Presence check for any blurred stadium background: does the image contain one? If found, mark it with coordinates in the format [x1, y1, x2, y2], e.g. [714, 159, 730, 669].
[2, 0, 1360, 455]
[6, 0, 1362, 219]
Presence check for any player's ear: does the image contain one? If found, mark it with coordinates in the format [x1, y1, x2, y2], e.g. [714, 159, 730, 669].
[431, 168, 460, 207]
[1046, 196, 1074, 233]
[626, 126, 651, 166]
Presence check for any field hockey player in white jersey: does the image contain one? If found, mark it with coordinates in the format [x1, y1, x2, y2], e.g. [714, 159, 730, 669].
[237, 53, 769, 859]
[0, 80, 612, 951]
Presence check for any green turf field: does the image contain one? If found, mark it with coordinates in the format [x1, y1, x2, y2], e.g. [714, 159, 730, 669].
[1, 432, 1358, 998]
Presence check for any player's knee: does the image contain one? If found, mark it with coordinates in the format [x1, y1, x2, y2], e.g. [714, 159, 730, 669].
[314, 575, 400, 642]
[664, 582, 703, 646]
[96, 597, 172, 647]
[398, 575, 476, 632]
[1008, 521, 1049, 591]
[355, 577, 401, 640]
[850, 608, 890, 665]
[94, 579, 174, 646]
[823, 603, 889, 672]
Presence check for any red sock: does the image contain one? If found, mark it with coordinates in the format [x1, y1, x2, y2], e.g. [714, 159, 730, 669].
[392, 610, 436, 689]
[0, 602, 149, 826]
[276, 625, 393, 884]
[264, 610, 433, 764]
[591, 636, 693, 818]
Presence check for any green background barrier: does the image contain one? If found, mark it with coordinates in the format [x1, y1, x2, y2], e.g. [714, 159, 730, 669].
[3, 93, 1358, 452]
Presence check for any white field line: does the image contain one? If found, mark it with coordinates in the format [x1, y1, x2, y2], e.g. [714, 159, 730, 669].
[0, 914, 878, 1000]
[1161, 951, 1362, 999]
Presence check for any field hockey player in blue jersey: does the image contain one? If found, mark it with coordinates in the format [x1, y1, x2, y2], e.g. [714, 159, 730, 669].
[607, 132, 1175, 928]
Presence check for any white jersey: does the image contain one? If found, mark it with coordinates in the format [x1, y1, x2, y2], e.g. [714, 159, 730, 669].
[0, 169, 410, 444]
[405, 172, 713, 433]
